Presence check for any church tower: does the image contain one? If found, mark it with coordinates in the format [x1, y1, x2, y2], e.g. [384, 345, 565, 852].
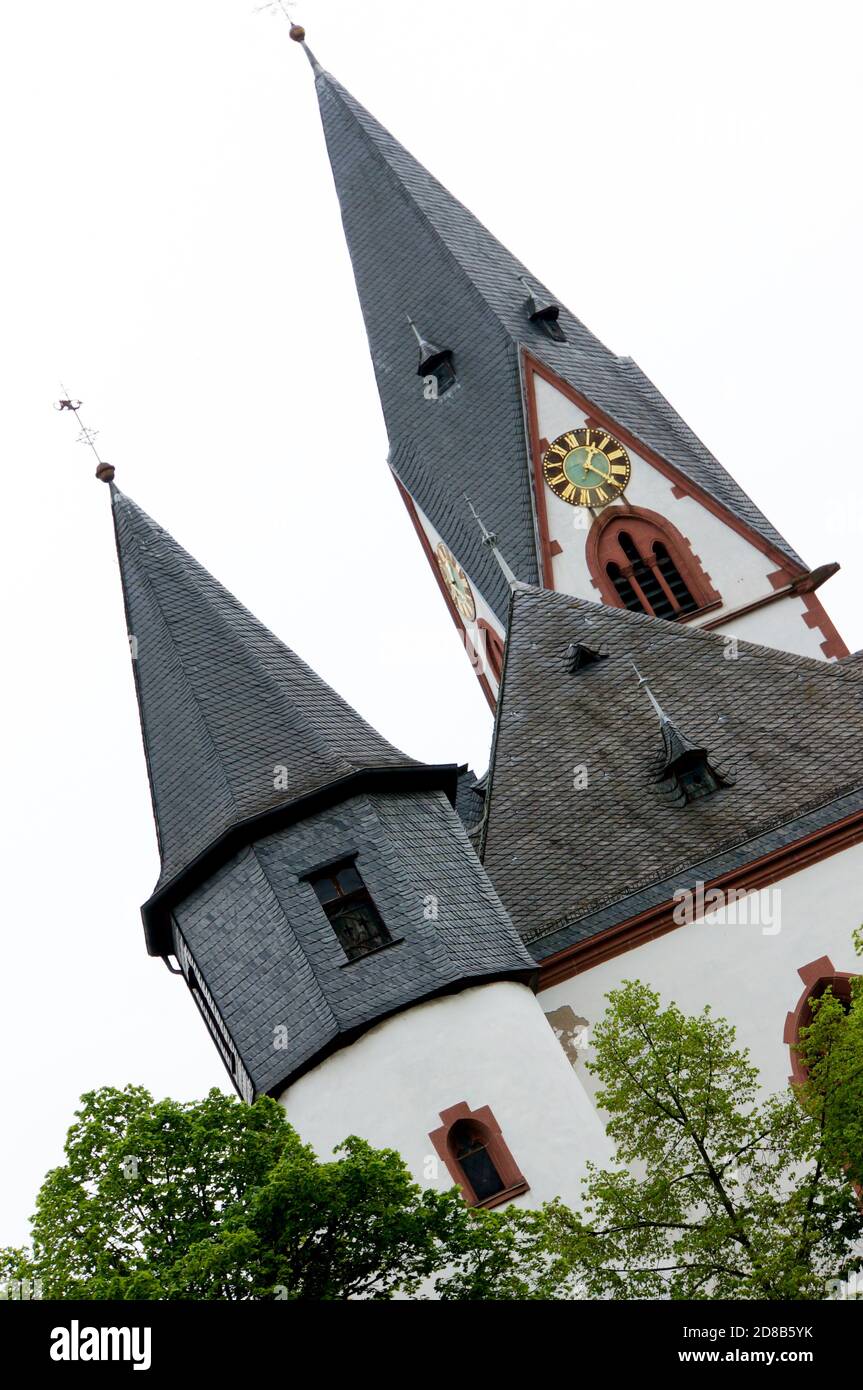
[105, 480, 610, 1209]
[95, 25, 863, 1227]
[297, 32, 846, 709]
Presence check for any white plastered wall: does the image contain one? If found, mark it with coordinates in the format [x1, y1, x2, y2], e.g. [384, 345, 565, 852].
[530, 373, 833, 660]
[279, 979, 613, 1210]
[538, 839, 863, 1109]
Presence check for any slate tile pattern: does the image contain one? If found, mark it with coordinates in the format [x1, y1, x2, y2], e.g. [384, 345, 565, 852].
[314, 66, 803, 625]
[481, 586, 863, 949]
[173, 789, 535, 1098]
[111, 487, 420, 893]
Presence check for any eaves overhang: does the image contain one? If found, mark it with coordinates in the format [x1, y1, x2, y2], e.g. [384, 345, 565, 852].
[141, 762, 461, 956]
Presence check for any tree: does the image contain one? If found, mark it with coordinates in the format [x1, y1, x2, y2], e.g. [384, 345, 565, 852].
[0, 1085, 526, 1300]
[543, 980, 863, 1300]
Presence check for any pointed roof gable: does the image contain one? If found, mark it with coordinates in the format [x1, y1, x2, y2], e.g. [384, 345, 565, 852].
[480, 586, 863, 954]
[311, 63, 804, 623]
[111, 488, 426, 900]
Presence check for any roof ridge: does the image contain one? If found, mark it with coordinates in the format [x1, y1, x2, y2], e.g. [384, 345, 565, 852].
[508, 583, 854, 680]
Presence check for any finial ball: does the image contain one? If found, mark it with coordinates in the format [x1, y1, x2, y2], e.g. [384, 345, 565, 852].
[289, 24, 305, 42]
[96, 462, 115, 484]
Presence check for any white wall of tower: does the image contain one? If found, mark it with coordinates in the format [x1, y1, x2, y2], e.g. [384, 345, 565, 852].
[278, 979, 613, 1210]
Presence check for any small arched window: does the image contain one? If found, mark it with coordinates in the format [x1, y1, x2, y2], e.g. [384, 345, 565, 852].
[784, 956, 857, 1086]
[449, 1120, 505, 1202]
[589, 509, 719, 620]
[429, 1101, 529, 1209]
[478, 620, 505, 684]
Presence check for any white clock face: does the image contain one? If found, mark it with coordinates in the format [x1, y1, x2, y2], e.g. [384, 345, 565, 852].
[435, 541, 476, 623]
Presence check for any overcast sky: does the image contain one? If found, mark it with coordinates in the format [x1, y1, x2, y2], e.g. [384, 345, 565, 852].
[1, 0, 861, 1246]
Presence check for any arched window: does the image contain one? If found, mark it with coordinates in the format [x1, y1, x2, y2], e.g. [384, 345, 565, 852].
[587, 507, 720, 620]
[449, 1120, 505, 1202]
[429, 1101, 529, 1209]
[783, 955, 857, 1086]
[478, 620, 505, 684]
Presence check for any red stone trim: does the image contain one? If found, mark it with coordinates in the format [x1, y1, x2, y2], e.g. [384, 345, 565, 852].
[800, 591, 849, 659]
[538, 806, 863, 988]
[707, 567, 847, 657]
[429, 1100, 529, 1209]
[477, 618, 505, 685]
[767, 567, 795, 591]
[521, 350, 808, 579]
[395, 480, 497, 714]
[522, 374, 555, 586]
[783, 956, 857, 1085]
[585, 502, 721, 612]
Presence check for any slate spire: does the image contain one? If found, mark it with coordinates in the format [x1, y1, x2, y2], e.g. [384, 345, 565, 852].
[109, 486, 428, 902]
[301, 52, 803, 622]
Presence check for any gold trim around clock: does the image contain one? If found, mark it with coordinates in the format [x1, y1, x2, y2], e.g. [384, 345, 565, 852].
[542, 427, 632, 507]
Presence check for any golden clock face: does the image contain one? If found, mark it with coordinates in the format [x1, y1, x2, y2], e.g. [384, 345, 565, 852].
[542, 427, 631, 507]
[435, 541, 476, 623]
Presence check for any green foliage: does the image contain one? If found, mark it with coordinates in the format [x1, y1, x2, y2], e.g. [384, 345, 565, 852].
[797, 979, 863, 1191]
[6, 962, 863, 1301]
[4, 1085, 547, 1300]
[543, 980, 863, 1300]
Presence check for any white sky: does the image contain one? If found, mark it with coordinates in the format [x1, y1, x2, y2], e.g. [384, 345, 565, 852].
[1, 0, 861, 1246]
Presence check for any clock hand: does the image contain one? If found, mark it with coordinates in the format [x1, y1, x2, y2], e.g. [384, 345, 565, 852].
[583, 457, 611, 480]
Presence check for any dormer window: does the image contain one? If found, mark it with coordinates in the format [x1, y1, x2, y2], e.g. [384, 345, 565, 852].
[407, 316, 457, 398]
[423, 350, 456, 397]
[657, 719, 732, 805]
[521, 278, 567, 342]
[565, 640, 608, 673]
[308, 858, 392, 963]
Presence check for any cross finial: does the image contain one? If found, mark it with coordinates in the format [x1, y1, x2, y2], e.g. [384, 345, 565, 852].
[260, 1, 324, 74]
[464, 494, 525, 592]
[630, 659, 668, 723]
[54, 387, 115, 483]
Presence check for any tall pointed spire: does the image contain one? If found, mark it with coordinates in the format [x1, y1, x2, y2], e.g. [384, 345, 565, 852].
[299, 51, 804, 626]
[109, 488, 436, 905]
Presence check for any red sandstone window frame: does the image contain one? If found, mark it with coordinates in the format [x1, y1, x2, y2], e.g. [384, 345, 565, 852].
[586, 504, 721, 620]
[783, 954, 857, 1086]
[477, 619, 505, 684]
[428, 1101, 529, 1209]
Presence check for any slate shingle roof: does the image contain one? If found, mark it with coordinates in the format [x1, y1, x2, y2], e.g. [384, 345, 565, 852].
[313, 64, 804, 624]
[481, 587, 863, 953]
[174, 788, 535, 1098]
[111, 487, 421, 895]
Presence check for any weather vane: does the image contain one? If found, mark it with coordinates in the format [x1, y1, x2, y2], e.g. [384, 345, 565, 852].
[54, 388, 115, 483]
[255, 0, 298, 23]
[255, 0, 308, 44]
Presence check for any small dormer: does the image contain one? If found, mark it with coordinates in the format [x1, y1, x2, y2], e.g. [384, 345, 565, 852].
[657, 718, 731, 804]
[407, 316, 456, 397]
[565, 641, 608, 674]
[520, 278, 566, 343]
